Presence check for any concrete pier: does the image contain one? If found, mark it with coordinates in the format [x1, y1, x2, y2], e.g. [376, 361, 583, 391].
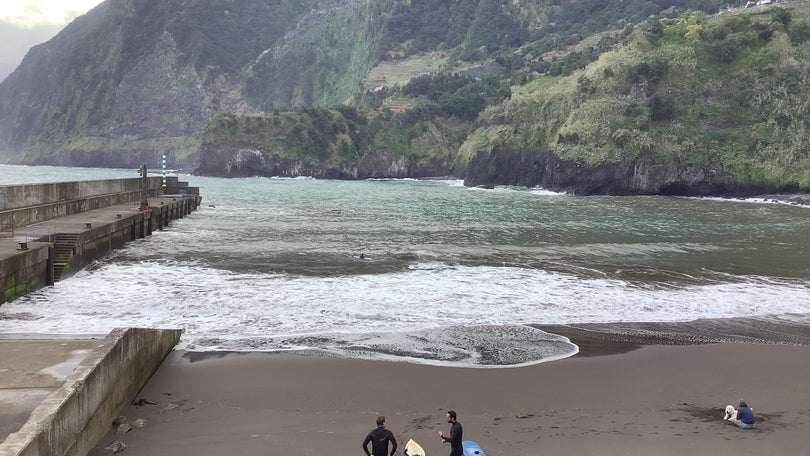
[0, 176, 201, 304]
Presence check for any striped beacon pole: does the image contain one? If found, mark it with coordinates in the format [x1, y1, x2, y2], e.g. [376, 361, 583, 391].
[161, 153, 167, 188]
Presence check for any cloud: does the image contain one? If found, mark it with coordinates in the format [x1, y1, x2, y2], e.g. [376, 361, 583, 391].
[0, 0, 102, 28]
[0, 21, 59, 59]
[0, 2, 99, 81]
[0, 21, 60, 81]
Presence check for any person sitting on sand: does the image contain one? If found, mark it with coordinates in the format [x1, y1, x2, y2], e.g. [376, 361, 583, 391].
[363, 415, 398, 456]
[732, 400, 756, 429]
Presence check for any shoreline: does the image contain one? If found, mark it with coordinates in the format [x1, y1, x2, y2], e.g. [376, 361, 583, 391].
[176, 315, 810, 365]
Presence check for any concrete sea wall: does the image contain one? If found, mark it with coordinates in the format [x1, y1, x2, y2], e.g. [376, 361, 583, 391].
[0, 176, 191, 229]
[0, 246, 50, 302]
[0, 177, 201, 303]
[0, 328, 182, 456]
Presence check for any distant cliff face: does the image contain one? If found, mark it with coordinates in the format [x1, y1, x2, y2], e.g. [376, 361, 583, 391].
[0, 0, 402, 169]
[0, 0, 730, 170]
[3, 0, 804, 198]
[0, 0, 318, 169]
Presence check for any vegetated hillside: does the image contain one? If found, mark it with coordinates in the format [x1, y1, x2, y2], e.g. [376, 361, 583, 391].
[460, 5, 810, 194]
[196, 107, 375, 178]
[0, 0, 728, 172]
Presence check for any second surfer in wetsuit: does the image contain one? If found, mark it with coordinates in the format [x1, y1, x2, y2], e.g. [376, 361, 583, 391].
[438, 410, 463, 456]
[363, 415, 398, 456]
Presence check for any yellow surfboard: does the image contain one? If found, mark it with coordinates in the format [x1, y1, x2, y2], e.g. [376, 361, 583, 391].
[404, 438, 426, 456]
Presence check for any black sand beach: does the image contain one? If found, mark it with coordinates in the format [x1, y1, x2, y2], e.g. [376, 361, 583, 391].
[90, 318, 810, 456]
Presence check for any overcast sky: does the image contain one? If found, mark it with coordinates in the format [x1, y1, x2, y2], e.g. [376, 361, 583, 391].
[0, 0, 104, 80]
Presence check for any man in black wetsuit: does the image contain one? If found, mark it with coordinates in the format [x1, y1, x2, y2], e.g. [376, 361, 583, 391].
[438, 410, 463, 456]
[363, 415, 398, 456]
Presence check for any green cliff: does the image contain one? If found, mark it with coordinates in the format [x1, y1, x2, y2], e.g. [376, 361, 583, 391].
[462, 5, 810, 193]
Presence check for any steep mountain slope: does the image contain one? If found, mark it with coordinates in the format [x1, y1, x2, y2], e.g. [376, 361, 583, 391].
[5, 0, 801, 199]
[0, 0, 316, 168]
[0, 0, 727, 170]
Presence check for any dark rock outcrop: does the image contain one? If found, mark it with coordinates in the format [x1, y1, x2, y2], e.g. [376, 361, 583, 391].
[194, 143, 459, 180]
[194, 143, 355, 178]
[463, 149, 794, 197]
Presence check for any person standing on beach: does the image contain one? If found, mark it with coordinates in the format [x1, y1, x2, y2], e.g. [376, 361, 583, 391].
[438, 410, 463, 456]
[363, 415, 398, 456]
[732, 400, 756, 429]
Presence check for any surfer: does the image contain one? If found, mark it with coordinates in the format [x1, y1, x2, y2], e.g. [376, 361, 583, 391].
[363, 415, 398, 456]
[438, 410, 463, 456]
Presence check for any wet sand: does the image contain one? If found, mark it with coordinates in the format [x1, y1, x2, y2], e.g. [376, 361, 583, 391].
[90, 334, 810, 456]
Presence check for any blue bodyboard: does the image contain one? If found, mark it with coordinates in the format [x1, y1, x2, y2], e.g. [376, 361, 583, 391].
[462, 440, 486, 456]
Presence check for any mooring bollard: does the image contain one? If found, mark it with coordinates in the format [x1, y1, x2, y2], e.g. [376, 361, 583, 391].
[85, 223, 92, 229]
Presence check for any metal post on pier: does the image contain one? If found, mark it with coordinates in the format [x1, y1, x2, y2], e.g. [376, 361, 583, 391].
[162, 154, 167, 189]
[139, 164, 150, 211]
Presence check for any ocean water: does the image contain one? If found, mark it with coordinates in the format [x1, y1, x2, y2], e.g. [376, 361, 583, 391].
[1, 165, 809, 367]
